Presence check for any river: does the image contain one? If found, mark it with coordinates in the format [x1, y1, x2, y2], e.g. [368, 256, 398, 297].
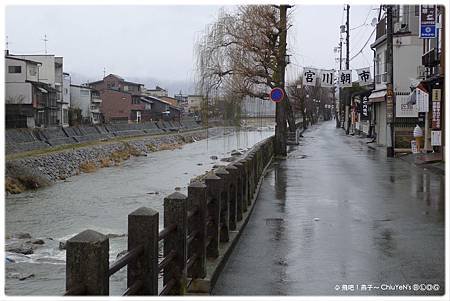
[5, 125, 274, 296]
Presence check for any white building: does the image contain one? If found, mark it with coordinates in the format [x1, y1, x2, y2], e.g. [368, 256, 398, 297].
[10, 54, 69, 127]
[187, 95, 204, 113]
[369, 5, 422, 147]
[5, 55, 59, 128]
[70, 85, 103, 125]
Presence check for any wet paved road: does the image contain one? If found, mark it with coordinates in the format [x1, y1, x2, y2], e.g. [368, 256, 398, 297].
[213, 121, 445, 296]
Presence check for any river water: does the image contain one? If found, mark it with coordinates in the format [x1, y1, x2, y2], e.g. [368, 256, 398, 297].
[5, 126, 274, 296]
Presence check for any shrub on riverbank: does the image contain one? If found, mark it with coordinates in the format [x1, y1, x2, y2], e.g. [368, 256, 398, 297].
[79, 161, 97, 173]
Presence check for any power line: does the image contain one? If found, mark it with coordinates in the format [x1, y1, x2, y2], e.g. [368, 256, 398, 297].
[350, 6, 372, 30]
[350, 6, 375, 51]
[349, 27, 376, 61]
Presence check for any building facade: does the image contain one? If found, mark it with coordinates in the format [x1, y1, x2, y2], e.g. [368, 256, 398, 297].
[70, 85, 103, 125]
[370, 5, 422, 149]
[10, 54, 69, 127]
[88, 74, 145, 123]
[5, 55, 58, 128]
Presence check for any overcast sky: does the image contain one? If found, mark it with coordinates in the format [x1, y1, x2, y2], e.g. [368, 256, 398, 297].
[5, 4, 379, 94]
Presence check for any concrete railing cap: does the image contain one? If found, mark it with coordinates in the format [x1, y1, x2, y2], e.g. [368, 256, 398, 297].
[188, 182, 207, 188]
[165, 191, 187, 201]
[129, 206, 158, 217]
[68, 229, 107, 243]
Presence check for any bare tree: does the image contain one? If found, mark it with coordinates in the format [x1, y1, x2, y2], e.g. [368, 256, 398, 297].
[195, 5, 296, 129]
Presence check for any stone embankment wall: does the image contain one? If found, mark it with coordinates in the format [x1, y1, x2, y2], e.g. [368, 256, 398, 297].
[5, 128, 229, 194]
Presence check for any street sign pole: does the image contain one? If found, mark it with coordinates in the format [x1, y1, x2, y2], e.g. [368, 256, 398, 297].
[386, 6, 395, 157]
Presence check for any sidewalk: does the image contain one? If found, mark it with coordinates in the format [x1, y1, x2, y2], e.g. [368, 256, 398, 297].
[349, 132, 445, 176]
[212, 121, 445, 296]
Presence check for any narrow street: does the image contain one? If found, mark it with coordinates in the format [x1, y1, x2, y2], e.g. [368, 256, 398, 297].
[213, 120, 445, 296]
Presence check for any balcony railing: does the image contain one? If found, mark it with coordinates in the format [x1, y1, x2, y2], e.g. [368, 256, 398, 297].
[422, 48, 439, 68]
[91, 96, 102, 103]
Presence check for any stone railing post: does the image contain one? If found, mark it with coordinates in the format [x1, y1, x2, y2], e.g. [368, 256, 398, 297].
[225, 164, 239, 230]
[238, 158, 250, 209]
[164, 192, 188, 295]
[187, 182, 207, 279]
[231, 161, 244, 222]
[128, 207, 159, 295]
[204, 173, 221, 258]
[66, 229, 109, 295]
[215, 167, 230, 242]
[246, 153, 255, 202]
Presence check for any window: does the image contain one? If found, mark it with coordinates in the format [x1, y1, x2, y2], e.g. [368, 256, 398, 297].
[136, 111, 141, 123]
[29, 66, 37, 76]
[80, 89, 90, 97]
[123, 85, 129, 92]
[375, 54, 381, 75]
[63, 109, 69, 124]
[132, 96, 141, 104]
[415, 5, 419, 16]
[8, 66, 22, 73]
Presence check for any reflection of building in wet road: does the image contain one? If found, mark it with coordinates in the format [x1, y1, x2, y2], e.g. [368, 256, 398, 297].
[213, 121, 444, 296]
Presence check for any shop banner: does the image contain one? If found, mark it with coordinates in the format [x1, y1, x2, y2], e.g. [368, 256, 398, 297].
[396, 94, 418, 117]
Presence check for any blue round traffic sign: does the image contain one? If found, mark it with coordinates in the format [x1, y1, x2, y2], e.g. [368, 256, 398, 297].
[270, 88, 285, 102]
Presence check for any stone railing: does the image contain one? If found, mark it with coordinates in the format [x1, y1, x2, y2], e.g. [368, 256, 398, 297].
[64, 136, 275, 296]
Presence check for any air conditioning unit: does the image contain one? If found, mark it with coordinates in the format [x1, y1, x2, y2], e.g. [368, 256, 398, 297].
[417, 65, 426, 79]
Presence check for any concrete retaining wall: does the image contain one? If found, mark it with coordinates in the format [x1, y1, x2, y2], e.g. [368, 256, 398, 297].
[5, 119, 203, 155]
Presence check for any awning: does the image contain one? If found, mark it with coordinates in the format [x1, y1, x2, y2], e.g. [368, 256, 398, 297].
[368, 90, 386, 103]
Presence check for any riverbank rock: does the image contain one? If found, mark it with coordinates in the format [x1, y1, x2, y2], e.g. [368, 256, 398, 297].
[6, 243, 34, 255]
[116, 250, 127, 259]
[220, 157, 234, 162]
[29, 239, 45, 245]
[231, 150, 243, 156]
[210, 155, 218, 160]
[59, 241, 66, 250]
[19, 274, 35, 281]
[11, 232, 32, 239]
[5, 127, 227, 195]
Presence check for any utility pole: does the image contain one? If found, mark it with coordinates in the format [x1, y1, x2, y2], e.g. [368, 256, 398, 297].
[440, 6, 445, 160]
[346, 5, 350, 70]
[345, 4, 351, 135]
[386, 5, 395, 157]
[336, 39, 343, 128]
[274, 4, 290, 157]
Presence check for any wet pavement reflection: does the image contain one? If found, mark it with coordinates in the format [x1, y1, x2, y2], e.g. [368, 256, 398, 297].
[213, 121, 445, 296]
